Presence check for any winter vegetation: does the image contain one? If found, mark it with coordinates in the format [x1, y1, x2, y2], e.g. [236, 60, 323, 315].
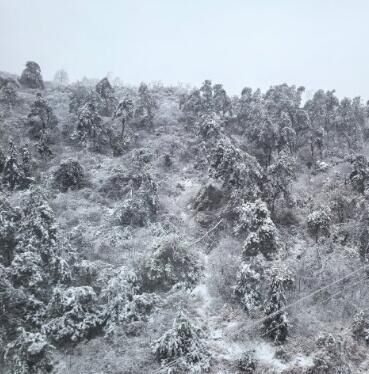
[1, 62, 369, 374]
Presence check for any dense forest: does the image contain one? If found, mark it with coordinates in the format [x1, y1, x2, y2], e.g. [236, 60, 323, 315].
[1, 61, 369, 373]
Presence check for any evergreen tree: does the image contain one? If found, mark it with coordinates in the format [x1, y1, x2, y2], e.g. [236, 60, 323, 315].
[95, 77, 117, 116]
[153, 311, 211, 373]
[0, 81, 17, 108]
[240, 200, 279, 259]
[75, 102, 103, 147]
[28, 93, 58, 131]
[213, 83, 231, 117]
[263, 271, 293, 343]
[0, 194, 20, 266]
[114, 97, 134, 138]
[37, 130, 53, 160]
[135, 82, 157, 127]
[200, 79, 214, 113]
[4, 329, 54, 374]
[53, 69, 69, 86]
[307, 207, 331, 242]
[2, 139, 23, 190]
[53, 160, 86, 192]
[19, 61, 44, 89]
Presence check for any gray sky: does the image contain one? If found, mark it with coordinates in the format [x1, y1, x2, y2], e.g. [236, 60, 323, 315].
[1, 0, 368, 98]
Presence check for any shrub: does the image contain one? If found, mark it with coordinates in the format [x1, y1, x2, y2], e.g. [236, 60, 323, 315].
[352, 311, 369, 345]
[307, 333, 352, 374]
[42, 286, 104, 344]
[116, 173, 158, 227]
[53, 160, 86, 192]
[4, 329, 53, 374]
[237, 351, 256, 373]
[141, 235, 201, 292]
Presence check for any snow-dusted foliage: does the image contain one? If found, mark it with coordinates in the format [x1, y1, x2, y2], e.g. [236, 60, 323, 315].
[349, 154, 369, 195]
[4, 329, 54, 374]
[2, 139, 32, 190]
[74, 102, 104, 148]
[0, 147, 5, 173]
[307, 207, 331, 242]
[262, 269, 293, 343]
[208, 137, 264, 197]
[37, 129, 53, 160]
[11, 188, 71, 293]
[141, 234, 201, 291]
[42, 286, 103, 344]
[99, 267, 138, 318]
[182, 80, 231, 120]
[307, 333, 352, 374]
[233, 255, 267, 314]
[351, 310, 369, 345]
[0, 194, 20, 265]
[95, 77, 117, 117]
[237, 351, 256, 373]
[116, 173, 158, 227]
[114, 98, 134, 133]
[153, 311, 211, 373]
[265, 149, 296, 213]
[53, 159, 86, 192]
[3, 56, 369, 373]
[68, 84, 103, 114]
[19, 61, 44, 89]
[27, 93, 58, 135]
[135, 82, 158, 127]
[236, 199, 279, 258]
[0, 79, 17, 107]
[53, 69, 69, 86]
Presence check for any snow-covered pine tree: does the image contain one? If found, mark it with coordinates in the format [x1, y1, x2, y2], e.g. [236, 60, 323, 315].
[75, 102, 103, 148]
[0, 194, 20, 266]
[2, 139, 23, 190]
[153, 311, 211, 373]
[262, 270, 293, 343]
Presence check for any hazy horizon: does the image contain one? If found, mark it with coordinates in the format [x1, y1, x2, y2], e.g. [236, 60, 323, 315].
[1, 0, 369, 98]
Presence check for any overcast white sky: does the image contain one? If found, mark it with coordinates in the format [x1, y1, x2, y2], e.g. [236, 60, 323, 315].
[0, 0, 368, 97]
